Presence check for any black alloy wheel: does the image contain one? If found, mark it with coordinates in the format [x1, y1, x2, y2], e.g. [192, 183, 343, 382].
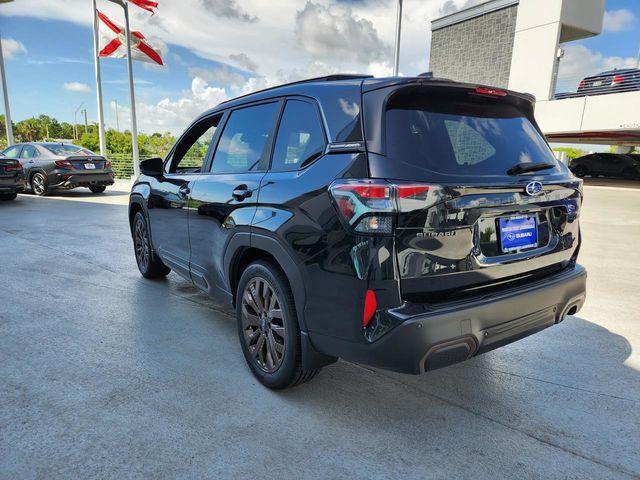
[132, 211, 171, 278]
[236, 261, 320, 389]
[241, 276, 287, 373]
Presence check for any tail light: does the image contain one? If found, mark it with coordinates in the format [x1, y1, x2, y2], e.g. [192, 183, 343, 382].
[612, 75, 625, 86]
[578, 80, 585, 90]
[329, 179, 445, 235]
[55, 160, 74, 169]
[4, 161, 22, 172]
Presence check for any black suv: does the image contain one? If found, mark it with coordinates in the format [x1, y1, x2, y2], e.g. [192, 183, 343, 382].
[129, 75, 587, 389]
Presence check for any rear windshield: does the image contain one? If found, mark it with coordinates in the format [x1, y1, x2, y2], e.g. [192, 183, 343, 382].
[385, 94, 561, 178]
[44, 144, 94, 156]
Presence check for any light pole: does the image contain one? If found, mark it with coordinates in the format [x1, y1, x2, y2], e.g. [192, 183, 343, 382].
[73, 102, 84, 140]
[0, 0, 15, 146]
[393, 0, 403, 76]
[114, 99, 120, 132]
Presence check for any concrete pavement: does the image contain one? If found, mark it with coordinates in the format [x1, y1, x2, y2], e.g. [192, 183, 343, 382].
[0, 184, 638, 479]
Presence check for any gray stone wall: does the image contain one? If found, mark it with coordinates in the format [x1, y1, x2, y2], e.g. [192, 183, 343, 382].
[429, 5, 518, 88]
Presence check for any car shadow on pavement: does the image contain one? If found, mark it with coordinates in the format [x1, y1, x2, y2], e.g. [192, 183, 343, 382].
[127, 271, 639, 476]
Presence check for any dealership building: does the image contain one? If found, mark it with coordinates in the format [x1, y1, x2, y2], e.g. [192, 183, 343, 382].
[429, 0, 640, 149]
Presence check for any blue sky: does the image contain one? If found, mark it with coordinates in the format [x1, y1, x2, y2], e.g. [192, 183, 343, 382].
[0, 0, 638, 134]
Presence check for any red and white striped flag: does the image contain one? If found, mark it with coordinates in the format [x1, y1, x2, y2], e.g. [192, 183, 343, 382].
[97, 10, 164, 66]
[129, 0, 158, 14]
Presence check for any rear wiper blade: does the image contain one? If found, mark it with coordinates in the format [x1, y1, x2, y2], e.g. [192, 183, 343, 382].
[507, 162, 556, 176]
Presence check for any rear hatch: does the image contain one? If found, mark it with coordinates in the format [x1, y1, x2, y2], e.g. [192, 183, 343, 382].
[66, 155, 109, 172]
[363, 82, 582, 302]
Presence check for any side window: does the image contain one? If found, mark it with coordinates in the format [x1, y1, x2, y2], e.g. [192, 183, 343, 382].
[167, 115, 221, 174]
[3, 146, 21, 158]
[20, 145, 39, 159]
[271, 100, 325, 171]
[210, 102, 280, 174]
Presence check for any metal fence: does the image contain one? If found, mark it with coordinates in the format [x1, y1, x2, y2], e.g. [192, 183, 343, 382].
[108, 155, 202, 179]
[554, 68, 640, 100]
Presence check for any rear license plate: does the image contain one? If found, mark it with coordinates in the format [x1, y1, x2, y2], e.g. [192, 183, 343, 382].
[499, 215, 538, 253]
[593, 80, 603, 86]
[84, 163, 96, 169]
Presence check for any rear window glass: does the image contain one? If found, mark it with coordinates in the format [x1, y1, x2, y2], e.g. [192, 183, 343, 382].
[385, 94, 560, 177]
[44, 144, 94, 156]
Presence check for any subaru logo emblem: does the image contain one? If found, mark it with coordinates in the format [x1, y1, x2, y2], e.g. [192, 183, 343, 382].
[525, 181, 543, 196]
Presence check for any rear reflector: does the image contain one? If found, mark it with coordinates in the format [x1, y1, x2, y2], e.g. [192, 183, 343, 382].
[474, 86, 508, 97]
[363, 289, 377, 327]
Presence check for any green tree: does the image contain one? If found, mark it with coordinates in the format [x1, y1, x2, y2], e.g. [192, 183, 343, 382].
[15, 118, 42, 142]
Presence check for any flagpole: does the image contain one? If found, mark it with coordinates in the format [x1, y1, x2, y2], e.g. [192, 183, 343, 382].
[0, 33, 14, 146]
[393, 0, 403, 76]
[123, 1, 141, 178]
[92, 0, 107, 156]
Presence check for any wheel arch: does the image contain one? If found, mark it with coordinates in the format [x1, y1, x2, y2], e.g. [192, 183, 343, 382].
[225, 232, 309, 330]
[226, 232, 337, 370]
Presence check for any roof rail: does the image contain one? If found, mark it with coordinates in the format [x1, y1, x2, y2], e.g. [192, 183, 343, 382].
[218, 74, 373, 106]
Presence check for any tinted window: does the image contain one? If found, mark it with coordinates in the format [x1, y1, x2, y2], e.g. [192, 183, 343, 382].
[2, 146, 21, 158]
[44, 144, 94, 156]
[385, 93, 560, 178]
[210, 102, 280, 173]
[168, 115, 220, 173]
[271, 100, 325, 171]
[20, 145, 39, 159]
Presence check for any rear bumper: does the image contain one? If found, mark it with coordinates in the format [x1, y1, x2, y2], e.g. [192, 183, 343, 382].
[0, 178, 26, 194]
[49, 172, 114, 189]
[311, 264, 587, 374]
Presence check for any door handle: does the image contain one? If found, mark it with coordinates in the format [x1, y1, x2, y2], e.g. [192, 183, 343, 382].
[178, 185, 190, 197]
[232, 185, 252, 201]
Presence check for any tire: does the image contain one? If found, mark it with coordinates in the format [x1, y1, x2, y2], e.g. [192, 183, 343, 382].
[572, 165, 588, 178]
[89, 185, 106, 193]
[236, 260, 320, 389]
[0, 193, 17, 201]
[30, 172, 49, 196]
[622, 167, 638, 180]
[132, 210, 171, 279]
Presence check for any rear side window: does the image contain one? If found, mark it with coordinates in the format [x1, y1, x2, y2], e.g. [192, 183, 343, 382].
[385, 93, 560, 178]
[271, 100, 325, 171]
[20, 145, 39, 159]
[211, 102, 280, 173]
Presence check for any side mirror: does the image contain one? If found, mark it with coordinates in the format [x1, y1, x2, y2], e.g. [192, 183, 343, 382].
[140, 157, 164, 177]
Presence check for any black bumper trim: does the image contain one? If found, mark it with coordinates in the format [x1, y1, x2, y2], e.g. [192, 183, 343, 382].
[310, 265, 587, 374]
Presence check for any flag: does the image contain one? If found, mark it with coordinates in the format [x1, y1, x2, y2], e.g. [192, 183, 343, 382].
[129, 0, 158, 14]
[97, 10, 164, 66]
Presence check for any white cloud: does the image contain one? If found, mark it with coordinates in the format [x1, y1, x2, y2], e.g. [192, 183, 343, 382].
[556, 44, 637, 92]
[295, 2, 391, 65]
[63, 82, 91, 93]
[229, 52, 259, 72]
[1, 38, 27, 59]
[603, 9, 635, 33]
[114, 77, 229, 133]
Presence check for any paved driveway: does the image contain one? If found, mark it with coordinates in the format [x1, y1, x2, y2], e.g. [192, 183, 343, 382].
[1, 184, 639, 479]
